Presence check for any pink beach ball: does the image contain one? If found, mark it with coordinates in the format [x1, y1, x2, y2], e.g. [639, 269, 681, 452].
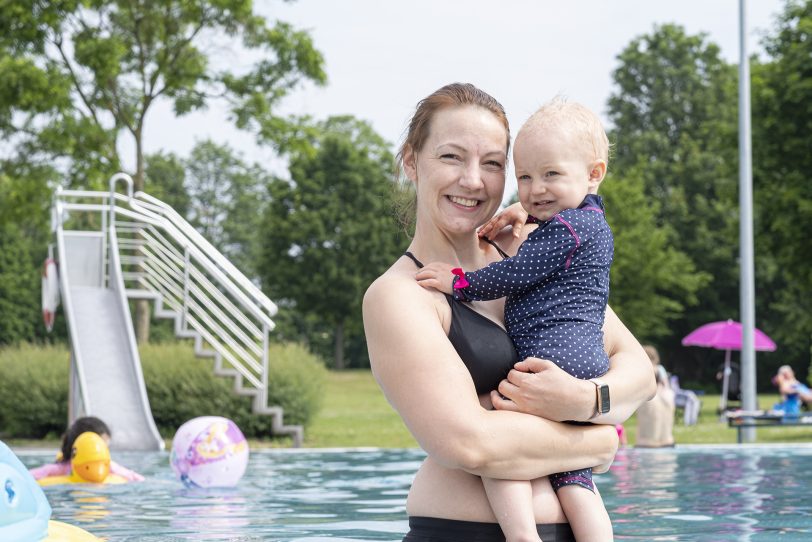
[170, 416, 249, 488]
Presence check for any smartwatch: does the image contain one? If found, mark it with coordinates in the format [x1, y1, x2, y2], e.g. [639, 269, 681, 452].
[590, 379, 610, 418]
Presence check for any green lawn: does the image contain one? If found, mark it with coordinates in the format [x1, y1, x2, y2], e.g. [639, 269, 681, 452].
[9, 370, 811, 449]
[303, 371, 811, 448]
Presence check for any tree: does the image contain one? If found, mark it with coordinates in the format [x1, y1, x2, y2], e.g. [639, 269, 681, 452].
[260, 116, 405, 369]
[607, 24, 741, 378]
[0, 0, 326, 342]
[0, 164, 60, 345]
[145, 151, 190, 218]
[751, 0, 812, 376]
[185, 140, 268, 279]
[602, 169, 709, 342]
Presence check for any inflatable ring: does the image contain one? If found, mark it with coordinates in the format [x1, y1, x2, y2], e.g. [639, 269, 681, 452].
[38, 433, 126, 486]
[37, 473, 127, 487]
[44, 520, 102, 541]
[1, 441, 102, 542]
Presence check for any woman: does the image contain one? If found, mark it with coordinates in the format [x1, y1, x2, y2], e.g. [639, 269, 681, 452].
[635, 345, 676, 448]
[363, 83, 654, 541]
[773, 365, 812, 416]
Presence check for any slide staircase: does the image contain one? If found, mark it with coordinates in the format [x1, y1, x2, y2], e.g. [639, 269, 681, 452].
[52, 173, 302, 450]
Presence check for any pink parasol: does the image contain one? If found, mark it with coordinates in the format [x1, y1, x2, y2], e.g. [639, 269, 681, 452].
[681, 319, 777, 352]
[681, 319, 776, 411]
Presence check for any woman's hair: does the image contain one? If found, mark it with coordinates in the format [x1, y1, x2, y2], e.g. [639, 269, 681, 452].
[643, 345, 660, 366]
[393, 83, 510, 234]
[397, 82, 511, 163]
[778, 365, 795, 378]
[59, 416, 111, 463]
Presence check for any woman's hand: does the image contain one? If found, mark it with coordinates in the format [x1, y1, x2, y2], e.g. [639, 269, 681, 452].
[478, 202, 528, 240]
[491, 358, 594, 422]
[493, 307, 656, 425]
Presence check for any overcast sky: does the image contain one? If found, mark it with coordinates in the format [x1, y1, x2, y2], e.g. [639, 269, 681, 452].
[129, 0, 786, 178]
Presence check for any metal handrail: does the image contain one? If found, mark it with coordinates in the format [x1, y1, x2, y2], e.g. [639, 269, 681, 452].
[131, 192, 278, 317]
[52, 174, 289, 440]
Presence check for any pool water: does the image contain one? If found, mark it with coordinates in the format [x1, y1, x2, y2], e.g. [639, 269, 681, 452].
[15, 445, 812, 541]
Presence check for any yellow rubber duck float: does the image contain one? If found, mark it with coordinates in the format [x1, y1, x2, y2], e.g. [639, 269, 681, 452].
[38, 432, 126, 486]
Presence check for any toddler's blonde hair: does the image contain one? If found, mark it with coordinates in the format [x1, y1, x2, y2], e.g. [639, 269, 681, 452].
[519, 96, 609, 164]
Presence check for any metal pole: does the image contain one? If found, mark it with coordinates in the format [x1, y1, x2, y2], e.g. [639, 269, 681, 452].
[738, 0, 757, 443]
[720, 349, 731, 414]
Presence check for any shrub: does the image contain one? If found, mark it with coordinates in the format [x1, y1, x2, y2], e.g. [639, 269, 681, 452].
[0, 344, 69, 439]
[0, 341, 326, 440]
[140, 341, 327, 438]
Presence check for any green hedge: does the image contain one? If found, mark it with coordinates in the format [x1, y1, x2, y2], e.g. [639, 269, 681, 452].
[0, 342, 326, 440]
[0, 344, 69, 439]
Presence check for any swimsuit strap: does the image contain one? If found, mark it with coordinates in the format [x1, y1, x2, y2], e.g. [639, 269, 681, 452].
[404, 240, 506, 270]
[483, 237, 509, 259]
[403, 251, 424, 268]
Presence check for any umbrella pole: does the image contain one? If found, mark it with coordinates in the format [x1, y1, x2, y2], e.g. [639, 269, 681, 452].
[720, 349, 731, 415]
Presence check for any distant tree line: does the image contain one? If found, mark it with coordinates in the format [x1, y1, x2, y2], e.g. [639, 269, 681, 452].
[604, 1, 812, 388]
[0, 1, 810, 387]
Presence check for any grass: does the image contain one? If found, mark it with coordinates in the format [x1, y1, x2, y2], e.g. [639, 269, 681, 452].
[304, 370, 417, 448]
[8, 370, 811, 450]
[303, 371, 812, 448]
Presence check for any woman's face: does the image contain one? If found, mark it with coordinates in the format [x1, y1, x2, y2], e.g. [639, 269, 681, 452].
[404, 105, 507, 236]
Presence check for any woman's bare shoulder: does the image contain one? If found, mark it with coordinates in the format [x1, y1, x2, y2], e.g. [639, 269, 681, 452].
[364, 258, 438, 318]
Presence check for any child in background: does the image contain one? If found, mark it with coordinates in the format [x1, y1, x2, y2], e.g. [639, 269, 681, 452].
[416, 97, 614, 541]
[28, 416, 144, 481]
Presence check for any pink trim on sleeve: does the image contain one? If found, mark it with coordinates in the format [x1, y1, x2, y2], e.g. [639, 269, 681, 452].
[554, 215, 581, 270]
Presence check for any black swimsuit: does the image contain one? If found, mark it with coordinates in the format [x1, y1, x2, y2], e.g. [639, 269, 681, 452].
[404, 251, 518, 395]
[403, 250, 575, 542]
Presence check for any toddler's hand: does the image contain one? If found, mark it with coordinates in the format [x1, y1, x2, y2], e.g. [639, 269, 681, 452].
[478, 202, 528, 239]
[415, 262, 456, 295]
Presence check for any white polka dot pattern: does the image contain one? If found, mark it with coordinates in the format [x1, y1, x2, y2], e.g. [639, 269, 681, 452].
[459, 194, 613, 379]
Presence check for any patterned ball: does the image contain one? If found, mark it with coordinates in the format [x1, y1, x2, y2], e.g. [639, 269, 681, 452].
[170, 417, 249, 488]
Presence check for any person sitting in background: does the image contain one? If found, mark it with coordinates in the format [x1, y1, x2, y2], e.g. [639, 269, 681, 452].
[716, 361, 741, 405]
[772, 365, 812, 417]
[28, 416, 144, 481]
[635, 345, 676, 448]
[670, 374, 702, 426]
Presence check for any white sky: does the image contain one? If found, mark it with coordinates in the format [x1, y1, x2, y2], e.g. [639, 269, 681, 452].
[129, 0, 786, 181]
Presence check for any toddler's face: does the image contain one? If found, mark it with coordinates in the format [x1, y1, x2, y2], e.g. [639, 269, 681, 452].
[513, 125, 597, 221]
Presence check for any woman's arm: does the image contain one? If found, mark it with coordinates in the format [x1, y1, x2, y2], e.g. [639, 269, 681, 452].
[491, 305, 656, 425]
[363, 272, 617, 481]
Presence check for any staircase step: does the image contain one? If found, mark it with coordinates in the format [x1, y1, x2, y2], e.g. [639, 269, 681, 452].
[126, 289, 160, 300]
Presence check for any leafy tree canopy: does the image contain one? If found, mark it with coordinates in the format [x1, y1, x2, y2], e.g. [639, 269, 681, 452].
[0, 0, 327, 191]
[260, 116, 404, 368]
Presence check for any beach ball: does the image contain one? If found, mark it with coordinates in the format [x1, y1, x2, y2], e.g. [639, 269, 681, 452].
[170, 416, 249, 488]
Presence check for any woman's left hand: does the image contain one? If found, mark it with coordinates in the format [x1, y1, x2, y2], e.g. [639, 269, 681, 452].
[491, 358, 594, 422]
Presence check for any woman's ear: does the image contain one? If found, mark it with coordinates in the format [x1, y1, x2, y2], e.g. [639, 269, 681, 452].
[402, 145, 418, 183]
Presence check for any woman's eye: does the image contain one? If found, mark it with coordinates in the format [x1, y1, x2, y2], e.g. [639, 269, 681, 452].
[440, 153, 461, 161]
[484, 160, 504, 170]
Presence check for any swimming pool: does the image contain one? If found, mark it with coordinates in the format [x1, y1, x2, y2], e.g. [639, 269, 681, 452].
[15, 445, 812, 541]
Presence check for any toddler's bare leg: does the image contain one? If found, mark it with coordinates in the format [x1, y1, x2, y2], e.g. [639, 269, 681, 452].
[482, 477, 542, 542]
[556, 483, 613, 542]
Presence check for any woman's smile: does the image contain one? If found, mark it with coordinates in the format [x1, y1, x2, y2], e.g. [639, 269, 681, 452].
[447, 195, 481, 209]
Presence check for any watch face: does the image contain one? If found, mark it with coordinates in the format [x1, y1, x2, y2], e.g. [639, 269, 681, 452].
[598, 384, 610, 413]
